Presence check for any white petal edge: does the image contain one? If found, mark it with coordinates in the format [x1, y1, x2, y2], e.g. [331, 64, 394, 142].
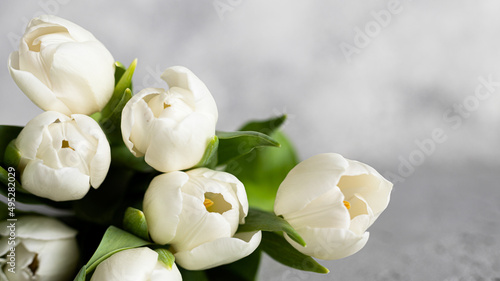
[274, 153, 348, 216]
[16, 111, 70, 164]
[90, 247, 158, 281]
[0, 216, 76, 240]
[72, 114, 111, 188]
[21, 160, 91, 201]
[285, 226, 369, 260]
[121, 88, 162, 157]
[9, 52, 72, 115]
[174, 231, 262, 270]
[161, 66, 218, 121]
[143, 172, 187, 245]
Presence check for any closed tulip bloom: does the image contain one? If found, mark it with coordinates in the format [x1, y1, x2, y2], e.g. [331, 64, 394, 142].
[143, 168, 261, 270]
[0, 216, 79, 281]
[274, 153, 393, 260]
[8, 15, 115, 115]
[90, 247, 182, 281]
[121, 66, 218, 172]
[16, 111, 111, 201]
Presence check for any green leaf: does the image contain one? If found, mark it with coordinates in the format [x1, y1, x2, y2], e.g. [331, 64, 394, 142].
[217, 131, 280, 165]
[104, 59, 137, 117]
[99, 88, 133, 144]
[225, 131, 298, 211]
[73, 266, 86, 281]
[193, 136, 219, 169]
[239, 115, 287, 135]
[154, 248, 176, 270]
[123, 207, 150, 241]
[99, 59, 137, 144]
[85, 226, 151, 275]
[3, 139, 21, 168]
[238, 208, 305, 247]
[0, 125, 22, 164]
[111, 145, 153, 173]
[114, 61, 127, 87]
[261, 232, 329, 274]
[206, 248, 262, 281]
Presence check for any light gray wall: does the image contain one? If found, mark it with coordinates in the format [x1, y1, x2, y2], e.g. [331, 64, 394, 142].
[1, 1, 499, 280]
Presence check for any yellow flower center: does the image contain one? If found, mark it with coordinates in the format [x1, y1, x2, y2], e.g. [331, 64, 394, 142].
[343, 200, 351, 209]
[163, 103, 171, 109]
[203, 198, 214, 209]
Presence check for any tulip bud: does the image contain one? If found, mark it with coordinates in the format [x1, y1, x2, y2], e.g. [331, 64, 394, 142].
[8, 15, 115, 115]
[121, 66, 218, 172]
[0, 216, 79, 281]
[90, 247, 182, 281]
[274, 153, 393, 260]
[16, 111, 111, 201]
[143, 168, 261, 270]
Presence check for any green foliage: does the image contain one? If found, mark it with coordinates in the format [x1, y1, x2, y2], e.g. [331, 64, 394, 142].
[154, 248, 176, 270]
[3, 139, 20, 168]
[194, 136, 219, 169]
[123, 207, 150, 241]
[238, 208, 305, 246]
[98, 60, 137, 144]
[217, 131, 280, 165]
[225, 115, 298, 211]
[0, 125, 22, 165]
[261, 232, 329, 274]
[74, 226, 151, 280]
[111, 144, 153, 173]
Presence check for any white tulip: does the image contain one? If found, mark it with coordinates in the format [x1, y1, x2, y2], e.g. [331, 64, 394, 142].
[0, 216, 79, 281]
[274, 153, 393, 260]
[143, 168, 261, 270]
[8, 15, 115, 115]
[90, 247, 182, 281]
[121, 66, 218, 172]
[16, 111, 111, 201]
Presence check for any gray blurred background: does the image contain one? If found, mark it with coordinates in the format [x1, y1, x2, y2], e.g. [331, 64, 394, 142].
[1, 1, 500, 280]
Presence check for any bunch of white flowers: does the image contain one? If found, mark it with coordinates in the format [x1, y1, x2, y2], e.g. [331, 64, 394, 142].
[0, 15, 393, 281]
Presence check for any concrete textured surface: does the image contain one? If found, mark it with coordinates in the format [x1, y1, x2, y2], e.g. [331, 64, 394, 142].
[1, 1, 499, 280]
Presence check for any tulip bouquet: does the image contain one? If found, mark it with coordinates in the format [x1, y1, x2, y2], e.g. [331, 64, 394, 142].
[0, 15, 393, 281]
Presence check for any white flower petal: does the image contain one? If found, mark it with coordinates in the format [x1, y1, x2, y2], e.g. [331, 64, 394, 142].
[150, 263, 182, 281]
[49, 41, 114, 115]
[144, 172, 187, 245]
[121, 89, 159, 157]
[16, 111, 69, 163]
[72, 114, 111, 188]
[9, 52, 72, 115]
[21, 238, 79, 281]
[286, 226, 369, 260]
[90, 248, 158, 281]
[283, 187, 350, 229]
[194, 168, 249, 224]
[274, 153, 348, 216]
[0, 216, 77, 240]
[174, 231, 262, 270]
[29, 15, 96, 42]
[161, 66, 218, 121]
[21, 160, 90, 201]
[344, 159, 393, 218]
[144, 112, 214, 172]
[172, 194, 232, 252]
[12, 15, 115, 115]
